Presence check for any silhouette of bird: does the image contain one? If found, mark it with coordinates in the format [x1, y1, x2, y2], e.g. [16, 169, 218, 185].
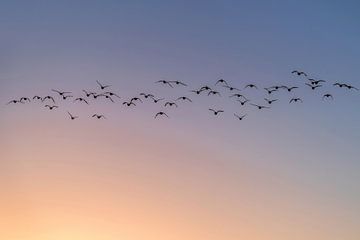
[234, 113, 247, 120]
[215, 79, 228, 86]
[123, 101, 136, 106]
[264, 98, 278, 104]
[264, 88, 278, 94]
[191, 89, 204, 95]
[322, 94, 333, 100]
[169, 80, 187, 86]
[208, 91, 221, 96]
[20, 97, 31, 103]
[33, 95, 43, 101]
[164, 102, 178, 107]
[344, 84, 359, 90]
[7, 99, 23, 105]
[45, 105, 58, 110]
[333, 82, 346, 88]
[62, 95, 73, 100]
[52, 89, 71, 96]
[237, 99, 250, 106]
[74, 98, 89, 104]
[67, 112, 78, 120]
[305, 83, 322, 90]
[199, 85, 212, 91]
[269, 85, 282, 90]
[42, 96, 56, 103]
[292, 70, 307, 76]
[151, 97, 164, 103]
[250, 104, 270, 110]
[96, 80, 111, 90]
[209, 109, 224, 115]
[83, 90, 96, 97]
[289, 98, 303, 103]
[156, 80, 173, 88]
[92, 114, 106, 119]
[176, 96, 192, 102]
[95, 94, 115, 102]
[103, 91, 121, 98]
[223, 85, 240, 91]
[308, 78, 326, 85]
[230, 93, 247, 99]
[140, 93, 155, 99]
[155, 111, 169, 118]
[244, 84, 258, 89]
[130, 97, 143, 103]
[281, 86, 298, 92]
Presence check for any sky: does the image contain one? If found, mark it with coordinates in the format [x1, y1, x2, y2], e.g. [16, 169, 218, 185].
[0, 0, 360, 239]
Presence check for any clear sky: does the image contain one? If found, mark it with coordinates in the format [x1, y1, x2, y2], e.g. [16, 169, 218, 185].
[1, 1, 359, 240]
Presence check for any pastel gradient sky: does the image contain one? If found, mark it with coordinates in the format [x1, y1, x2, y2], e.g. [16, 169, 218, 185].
[1, 1, 360, 239]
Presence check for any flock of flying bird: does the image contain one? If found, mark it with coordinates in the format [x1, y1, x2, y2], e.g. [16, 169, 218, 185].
[6, 71, 359, 121]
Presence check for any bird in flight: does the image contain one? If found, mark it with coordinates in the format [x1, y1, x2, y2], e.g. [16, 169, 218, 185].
[42, 96, 56, 103]
[230, 93, 247, 99]
[94, 94, 115, 102]
[123, 101, 136, 107]
[140, 93, 155, 99]
[74, 98, 89, 104]
[333, 82, 346, 88]
[215, 79, 228, 86]
[164, 102, 178, 107]
[305, 83, 322, 90]
[156, 80, 173, 88]
[33, 95, 43, 101]
[20, 97, 31, 103]
[209, 109, 224, 115]
[62, 95, 73, 100]
[176, 96, 192, 102]
[223, 85, 240, 91]
[96, 80, 111, 90]
[92, 114, 106, 119]
[103, 91, 121, 98]
[154, 111, 169, 118]
[130, 97, 143, 103]
[289, 98, 303, 103]
[308, 78, 326, 85]
[264, 88, 278, 95]
[169, 80, 187, 86]
[264, 98, 278, 104]
[292, 70, 308, 76]
[67, 112, 78, 120]
[83, 90, 96, 97]
[251, 104, 270, 110]
[52, 89, 72, 96]
[234, 113, 247, 120]
[199, 85, 212, 91]
[151, 97, 164, 103]
[45, 105, 58, 110]
[237, 99, 250, 106]
[190, 89, 204, 95]
[208, 90, 221, 96]
[322, 93, 333, 100]
[281, 86, 298, 92]
[244, 84, 258, 89]
[344, 84, 359, 90]
[6, 99, 23, 105]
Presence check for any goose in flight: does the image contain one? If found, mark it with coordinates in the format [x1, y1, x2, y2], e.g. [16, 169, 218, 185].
[234, 113, 247, 120]
[250, 103, 270, 110]
[52, 89, 72, 96]
[92, 114, 106, 119]
[62, 95, 73, 100]
[209, 109, 224, 115]
[344, 84, 359, 90]
[96, 80, 111, 90]
[333, 82, 346, 88]
[264, 88, 278, 94]
[223, 85, 240, 91]
[164, 101, 178, 107]
[6, 99, 23, 104]
[169, 80, 187, 86]
[67, 112, 78, 120]
[140, 93, 155, 99]
[244, 84, 258, 89]
[291, 70, 307, 76]
[191, 89, 204, 95]
[208, 90, 221, 96]
[45, 105, 58, 110]
[308, 78, 326, 85]
[95, 94, 115, 102]
[305, 83, 322, 90]
[199, 85, 212, 91]
[176, 96, 192, 102]
[237, 99, 250, 106]
[156, 80, 173, 88]
[264, 98, 278, 104]
[83, 90, 96, 97]
[215, 79, 228, 86]
[123, 101, 136, 107]
[281, 86, 298, 92]
[20, 97, 31, 103]
[289, 98, 303, 103]
[154, 111, 169, 118]
[103, 91, 121, 98]
[151, 97, 164, 103]
[33, 95, 43, 101]
[230, 93, 247, 99]
[74, 98, 89, 104]
[130, 97, 143, 103]
[42, 96, 56, 103]
[322, 93, 333, 100]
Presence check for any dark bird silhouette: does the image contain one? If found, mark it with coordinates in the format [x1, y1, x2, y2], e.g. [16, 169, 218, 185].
[45, 105, 58, 110]
[264, 98, 278, 104]
[308, 78, 326, 85]
[333, 82, 346, 88]
[130, 97, 143, 103]
[305, 83, 322, 90]
[289, 98, 303, 103]
[42, 96, 56, 103]
[123, 101, 136, 106]
[20, 97, 31, 103]
[7, 99, 23, 105]
[322, 94, 334, 100]
[67, 112, 78, 120]
[52, 89, 71, 96]
[269, 85, 282, 90]
[140, 93, 155, 99]
[199, 85, 212, 91]
[33, 95, 43, 101]
[83, 90, 96, 97]
[208, 90, 221, 96]
[209, 109, 224, 115]
[155, 111, 169, 118]
[191, 89, 204, 95]
[92, 114, 106, 119]
[96, 80, 111, 90]
[264, 88, 278, 94]
[95, 94, 115, 102]
[151, 97, 164, 103]
[164, 102, 178, 107]
[103, 91, 121, 98]
[74, 98, 89, 104]
[250, 104, 270, 110]
[62, 95, 73, 100]
[230, 93, 247, 99]
[237, 99, 250, 106]
[215, 79, 228, 86]
[176, 96, 192, 102]
[156, 80, 173, 88]
[244, 84, 258, 89]
[344, 84, 359, 90]
[223, 85, 240, 91]
[234, 113, 247, 120]
[169, 80, 187, 86]
[292, 70, 307, 76]
[281, 86, 298, 92]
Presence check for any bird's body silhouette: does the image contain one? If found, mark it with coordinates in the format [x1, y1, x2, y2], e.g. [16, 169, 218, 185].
[308, 78, 326, 85]
[230, 93, 247, 99]
[234, 113, 247, 120]
[264, 88, 278, 94]
[52, 89, 71, 96]
[292, 70, 307, 76]
[20, 97, 31, 103]
[33, 95, 43, 101]
[215, 79, 228, 86]
[83, 90, 96, 97]
[123, 101, 136, 106]
[344, 84, 359, 90]
[199, 85, 212, 91]
[176, 96, 192, 102]
[322, 94, 333, 100]
[209, 109, 224, 115]
[281, 86, 298, 92]
[62, 95, 73, 100]
[96, 80, 111, 90]
[164, 102, 178, 107]
[67, 112, 78, 120]
[208, 91, 221, 96]
[96, 94, 115, 102]
[264, 98, 278, 104]
[130, 97, 143, 103]
[305, 83, 322, 90]
[169, 80, 187, 86]
[191, 89, 204, 95]
[103, 91, 121, 98]
[74, 98, 89, 104]
[92, 114, 106, 119]
[251, 103, 270, 110]
[7, 99, 23, 105]
[42, 96, 56, 103]
[333, 83, 347, 88]
[140, 93, 155, 99]
[155, 111, 169, 118]
[151, 97, 164, 103]
[223, 85, 240, 91]
[237, 99, 250, 105]
[289, 98, 303, 103]
[244, 84, 258, 89]
[156, 80, 173, 88]
[45, 105, 58, 110]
